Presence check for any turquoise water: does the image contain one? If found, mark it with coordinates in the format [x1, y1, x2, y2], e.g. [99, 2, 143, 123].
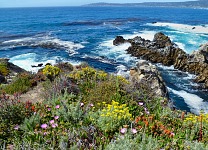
[0, 6, 208, 113]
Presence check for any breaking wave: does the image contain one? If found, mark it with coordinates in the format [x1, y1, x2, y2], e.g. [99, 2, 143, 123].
[0, 33, 84, 55]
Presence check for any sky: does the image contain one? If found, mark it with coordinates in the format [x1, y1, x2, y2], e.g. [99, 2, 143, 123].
[0, 0, 197, 8]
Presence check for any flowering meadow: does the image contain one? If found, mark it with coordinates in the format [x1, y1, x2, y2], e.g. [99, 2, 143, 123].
[0, 63, 208, 149]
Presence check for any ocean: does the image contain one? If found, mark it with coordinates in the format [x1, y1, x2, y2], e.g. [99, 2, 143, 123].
[0, 6, 208, 114]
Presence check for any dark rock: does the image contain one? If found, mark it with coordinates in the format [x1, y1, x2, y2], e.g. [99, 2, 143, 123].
[114, 32, 208, 89]
[38, 63, 43, 67]
[113, 36, 127, 46]
[45, 63, 52, 66]
[153, 32, 173, 48]
[31, 63, 44, 68]
[0, 74, 6, 84]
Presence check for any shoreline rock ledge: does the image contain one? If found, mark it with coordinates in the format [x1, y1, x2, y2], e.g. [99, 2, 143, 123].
[113, 32, 208, 89]
[129, 60, 169, 100]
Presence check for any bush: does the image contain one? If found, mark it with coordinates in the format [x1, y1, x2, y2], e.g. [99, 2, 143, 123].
[42, 65, 61, 81]
[1, 73, 32, 94]
[0, 93, 33, 144]
[0, 63, 9, 76]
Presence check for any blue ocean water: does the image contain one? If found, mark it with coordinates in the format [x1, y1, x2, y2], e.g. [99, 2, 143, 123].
[0, 6, 208, 114]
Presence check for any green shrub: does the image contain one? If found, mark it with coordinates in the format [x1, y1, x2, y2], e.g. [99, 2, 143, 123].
[0, 94, 33, 144]
[0, 63, 9, 76]
[1, 73, 32, 94]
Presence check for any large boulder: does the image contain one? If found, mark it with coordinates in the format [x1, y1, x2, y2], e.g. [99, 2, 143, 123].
[113, 36, 126, 46]
[129, 60, 169, 99]
[153, 32, 173, 48]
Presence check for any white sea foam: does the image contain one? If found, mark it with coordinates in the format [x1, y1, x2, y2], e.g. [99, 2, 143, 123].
[168, 88, 208, 114]
[2, 34, 84, 55]
[175, 42, 186, 51]
[9, 53, 57, 73]
[122, 31, 156, 41]
[147, 22, 208, 34]
[9, 53, 82, 73]
[116, 65, 130, 78]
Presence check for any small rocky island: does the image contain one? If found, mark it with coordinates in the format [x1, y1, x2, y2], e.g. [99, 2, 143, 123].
[113, 32, 208, 89]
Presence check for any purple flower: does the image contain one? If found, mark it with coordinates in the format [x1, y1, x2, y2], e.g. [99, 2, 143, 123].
[44, 132, 47, 135]
[49, 120, 54, 124]
[120, 128, 127, 134]
[47, 108, 51, 111]
[144, 107, 147, 111]
[51, 123, 58, 128]
[41, 124, 48, 129]
[80, 102, 84, 107]
[14, 125, 19, 130]
[55, 105, 60, 109]
[138, 102, 144, 106]
[54, 116, 59, 120]
[131, 128, 137, 134]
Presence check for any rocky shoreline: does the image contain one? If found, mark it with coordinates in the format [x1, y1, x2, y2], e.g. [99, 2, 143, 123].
[113, 32, 208, 89]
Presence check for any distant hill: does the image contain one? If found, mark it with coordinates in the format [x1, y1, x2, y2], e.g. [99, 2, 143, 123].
[84, 0, 208, 8]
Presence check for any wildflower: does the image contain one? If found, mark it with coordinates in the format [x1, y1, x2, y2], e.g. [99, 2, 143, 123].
[52, 123, 58, 128]
[41, 124, 48, 129]
[31, 105, 35, 111]
[14, 125, 19, 130]
[47, 108, 51, 111]
[146, 111, 150, 115]
[49, 120, 54, 124]
[54, 116, 59, 120]
[43, 132, 47, 135]
[138, 102, 144, 106]
[170, 132, 175, 138]
[55, 105, 60, 109]
[89, 103, 94, 107]
[80, 102, 84, 107]
[131, 128, 137, 134]
[120, 128, 127, 134]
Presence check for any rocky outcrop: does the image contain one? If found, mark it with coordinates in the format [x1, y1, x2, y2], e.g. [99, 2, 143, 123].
[113, 36, 127, 46]
[0, 58, 26, 84]
[113, 33, 208, 89]
[129, 60, 169, 99]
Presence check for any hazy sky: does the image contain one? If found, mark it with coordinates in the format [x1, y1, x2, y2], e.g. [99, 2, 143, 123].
[0, 0, 197, 8]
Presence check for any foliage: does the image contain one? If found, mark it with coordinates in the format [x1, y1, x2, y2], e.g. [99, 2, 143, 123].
[0, 93, 33, 144]
[1, 64, 208, 149]
[42, 65, 61, 81]
[1, 73, 32, 94]
[92, 100, 132, 133]
[0, 63, 9, 76]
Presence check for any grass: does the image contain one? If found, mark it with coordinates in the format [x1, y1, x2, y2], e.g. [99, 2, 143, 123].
[0, 64, 207, 149]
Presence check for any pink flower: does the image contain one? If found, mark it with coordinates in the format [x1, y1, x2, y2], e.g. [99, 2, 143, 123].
[170, 132, 175, 137]
[41, 124, 48, 129]
[80, 102, 84, 107]
[146, 111, 150, 115]
[54, 116, 59, 120]
[138, 102, 143, 106]
[44, 132, 47, 135]
[14, 125, 19, 130]
[49, 120, 54, 124]
[89, 103, 94, 107]
[47, 108, 51, 111]
[131, 128, 137, 134]
[55, 105, 60, 109]
[51, 123, 58, 128]
[120, 128, 127, 134]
